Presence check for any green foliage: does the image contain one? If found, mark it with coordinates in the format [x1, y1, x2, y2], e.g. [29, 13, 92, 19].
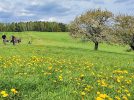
[69, 9, 113, 50]
[114, 15, 134, 47]
[0, 21, 68, 32]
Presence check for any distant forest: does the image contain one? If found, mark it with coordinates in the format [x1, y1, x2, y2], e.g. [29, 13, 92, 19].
[0, 21, 68, 32]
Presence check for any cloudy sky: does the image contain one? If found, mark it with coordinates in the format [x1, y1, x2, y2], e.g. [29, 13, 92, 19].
[0, 0, 134, 23]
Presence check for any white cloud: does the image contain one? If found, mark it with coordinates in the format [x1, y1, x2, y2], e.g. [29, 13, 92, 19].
[48, 17, 57, 22]
[0, 0, 133, 23]
[39, 17, 58, 22]
[16, 9, 35, 17]
[17, 12, 35, 17]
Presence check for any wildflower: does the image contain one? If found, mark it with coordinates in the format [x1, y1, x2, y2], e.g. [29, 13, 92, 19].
[58, 75, 63, 81]
[48, 66, 52, 70]
[124, 89, 129, 93]
[59, 70, 62, 73]
[99, 94, 108, 99]
[0, 91, 8, 97]
[80, 74, 84, 78]
[116, 89, 121, 93]
[122, 96, 128, 100]
[96, 97, 103, 100]
[127, 93, 130, 97]
[126, 80, 132, 84]
[108, 97, 113, 100]
[11, 88, 18, 94]
[81, 91, 86, 96]
[97, 80, 108, 87]
[117, 78, 121, 83]
[115, 96, 121, 100]
[0, 91, 6, 95]
[2, 93, 8, 97]
[113, 70, 128, 74]
[97, 92, 100, 95]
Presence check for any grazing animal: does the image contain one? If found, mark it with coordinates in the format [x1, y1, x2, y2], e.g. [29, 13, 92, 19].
[10, 35, 21, 45]
[2, 34, 7, 45]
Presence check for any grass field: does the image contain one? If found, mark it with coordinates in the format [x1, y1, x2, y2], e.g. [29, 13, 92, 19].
[0, 32, 134, 100]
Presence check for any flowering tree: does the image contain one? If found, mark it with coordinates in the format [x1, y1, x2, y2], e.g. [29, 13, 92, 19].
[69, 9, 113, 50]
[114, 15, 134, 50]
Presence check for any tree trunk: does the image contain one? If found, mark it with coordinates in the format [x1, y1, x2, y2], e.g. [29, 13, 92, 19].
[130, 35, 134, 50]
[130, 44, 134, 50]
[94, 42, 98, 50]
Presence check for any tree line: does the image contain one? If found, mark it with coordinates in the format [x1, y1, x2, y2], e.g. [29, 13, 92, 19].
[0, 21, 68, 32]
[69, 9, 134, 51]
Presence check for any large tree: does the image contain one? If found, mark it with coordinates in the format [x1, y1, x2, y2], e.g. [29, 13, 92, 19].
[114, 15, 134, 50]
[69, 9, 113, 50]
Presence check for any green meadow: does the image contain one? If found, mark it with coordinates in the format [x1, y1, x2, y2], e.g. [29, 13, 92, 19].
[0, 32, 134, 100]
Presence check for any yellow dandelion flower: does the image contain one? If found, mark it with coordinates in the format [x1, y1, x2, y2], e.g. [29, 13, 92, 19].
[97, 92, 100, 95]
[0, 91, 6, 95]
[96, 97, 103, 100]
[58, 75, 63, 81]
[108, 97, 113, 100]
[2, 93, 8, 97]
[11, 88, 18, 94]
[124, 89, 129, 93]
[81, 91, 86, 96]
[99, 94, 108, 99]
[127, 93, 131, 97]
[115, 96, 121, 100]
[122, 96, 128, 100]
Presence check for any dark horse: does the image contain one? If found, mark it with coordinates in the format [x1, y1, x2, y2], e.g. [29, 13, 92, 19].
[10, 35, 21, 45]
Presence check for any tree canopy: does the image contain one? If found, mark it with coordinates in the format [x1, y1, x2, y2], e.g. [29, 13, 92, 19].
[114, 15, 134, 50]
[69, 9, 113, 50]
[0, 21, 68, 32]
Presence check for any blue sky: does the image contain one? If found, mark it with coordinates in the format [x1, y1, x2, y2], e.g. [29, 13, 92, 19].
[0, 0, 134, 23]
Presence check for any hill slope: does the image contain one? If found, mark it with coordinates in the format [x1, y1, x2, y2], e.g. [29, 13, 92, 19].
[0, 32, 133, 100]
